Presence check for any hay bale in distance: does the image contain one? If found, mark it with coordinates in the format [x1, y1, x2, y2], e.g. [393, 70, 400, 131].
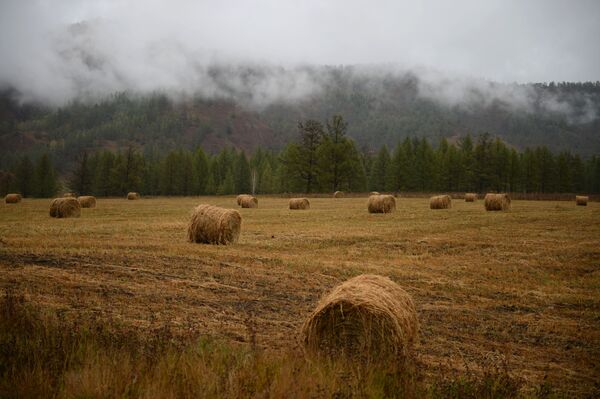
[77, 196, 97, 208]
[5, 193, 22, 203]
[240, 195, 258, 208]
[484, 193, 511, 211]
[465, 193, 477, 202]
[368, 194, 396, 213]
[576, 195, 589, 206]
[370, 191, 380, 196]
[289, 198, 310, 210]
[333, 191, 344, 198]
[127, 192, 140, 200]
[430, 195, 451, 209]
[236, 194, 251, 206]
[187, 204, 241, 245]
[63, 192, 76, 198]
[49, 198, 81, 218]
[301, 274, 418, 362]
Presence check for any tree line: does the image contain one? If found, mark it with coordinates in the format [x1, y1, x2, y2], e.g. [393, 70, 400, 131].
[1, 115, 599, 197]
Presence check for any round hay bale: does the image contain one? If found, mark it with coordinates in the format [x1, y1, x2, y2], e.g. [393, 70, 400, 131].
[430, 195, 451, 209]
[367, 194, 396, 213]
[333, 191, 344, 198]
[289, 198, 310, 210]
[576, 195, 588, 206]
[127, 192, 140, 200]
[240, 195, 258, 208]
[236, 194, 251, 206]
[49, 198, 81, 218]
[464, 193, 477, 202]
[5, 193, 22, 203]
[370, 191, 380, 196]
[484, 193, 511, 211]
[187, 204, 241, 245]
[301, 274, 418, 362]
[63, 192, 76, 198]
[77, 196, 96, 208]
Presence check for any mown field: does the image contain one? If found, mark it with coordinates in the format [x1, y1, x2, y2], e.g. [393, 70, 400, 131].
[0, 196, 599, 398]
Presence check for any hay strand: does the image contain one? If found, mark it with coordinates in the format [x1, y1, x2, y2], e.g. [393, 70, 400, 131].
[127, 192, 140, 200]
[77, 196, 96, 208]
[301, 274, 418, 362]
[289, 198, 310, 210]
[5, 193, 22, 203]
[575, 195, 588, 206]
[430, 195, 451, 209]
[187, 204, 241, 245]
[367, 194, 396, 213]
[464, 193, 477, 202]
[49, 198, 81, 218]
[484, 193, 511, 211]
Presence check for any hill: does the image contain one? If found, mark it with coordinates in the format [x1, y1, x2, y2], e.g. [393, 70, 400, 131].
[1, 67, 599, 171]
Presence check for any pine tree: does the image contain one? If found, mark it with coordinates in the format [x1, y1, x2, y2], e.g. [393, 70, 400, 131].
[194, 148, 209, 194]
[69, 151, 93, 195]
[94, 151, 115, 196]
[234, 151, 252, 194]
[15, 155, 35, 197]
[34, 154, 58, 198]
[369, 145, 391, 191]
[290, 120, 323, 193]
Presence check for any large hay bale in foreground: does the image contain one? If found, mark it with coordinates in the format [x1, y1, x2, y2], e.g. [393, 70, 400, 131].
[333, 191, 344, 198]
[77, 196, 96, 208]
[430, 195, 451, 209]
[484, 193, 511, 211]
[49, 198, 81, 218]
[187, 204, 241, 245]
[301, 274, 418, 362]
[240, 195, 258, 208]
[5, 193, 22, 203]
[63, 192, 76, 198]
[464, 193, 477, 202]
[289, 198, 310, 210]
[576, 195, 588, 206]
[367, 194, 396, 213]
[127, 192, 140, 200]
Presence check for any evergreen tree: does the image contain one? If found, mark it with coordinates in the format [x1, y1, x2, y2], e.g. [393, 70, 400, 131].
[69, 151, 94, 195]
[15, 155, 35, 197]
[289, 120, 323, 193]
[369, 145, 392, 191]
[194, 148, 209, 194]
[234, 151, 252, 194]
[34, 154, 58, 197]
[94, 151, 115, 196]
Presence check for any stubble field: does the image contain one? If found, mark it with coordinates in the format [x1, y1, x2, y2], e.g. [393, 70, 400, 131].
[0, 196, 599, 397]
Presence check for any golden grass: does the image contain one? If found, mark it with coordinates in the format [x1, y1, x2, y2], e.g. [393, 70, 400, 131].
[0, 196, 599, 395]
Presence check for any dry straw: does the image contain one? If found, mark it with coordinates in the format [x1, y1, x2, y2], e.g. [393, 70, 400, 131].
[5, 193, 22, 203]
[430, 195, 451, 209]
[333, 191, 344, 198]
[484, 193, 511, 211]
[301, 274, 418, 363]
[368, 194, 396, 213]
[289, 198, 310, 210]
[187, 204, 241, 245]
[576, 195, 588, 206]
[464, 193, 477, 202]
[239, 195, 258, 208]
[77, 196, 96, 208]
[49, 198, 81, 218]
[127, 192, 140, 200]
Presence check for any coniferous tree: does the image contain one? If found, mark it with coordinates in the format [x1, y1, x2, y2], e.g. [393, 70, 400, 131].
[234, 151, 252, 194]
[289, 120, 323, 193]
[69, 151, 94, 195]
[34, 154, 58, 197]
[194, 148, 209, 194]
[15, 155, 35, 197]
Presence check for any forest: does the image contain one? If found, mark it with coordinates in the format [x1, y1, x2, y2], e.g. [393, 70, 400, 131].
[2, 115, 599, 197]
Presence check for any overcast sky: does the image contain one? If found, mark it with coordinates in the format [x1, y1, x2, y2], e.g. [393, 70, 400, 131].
[1, 0, 599, 105]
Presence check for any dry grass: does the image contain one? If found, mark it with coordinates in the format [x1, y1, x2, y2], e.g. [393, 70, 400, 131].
[0, 196, 599, 396]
